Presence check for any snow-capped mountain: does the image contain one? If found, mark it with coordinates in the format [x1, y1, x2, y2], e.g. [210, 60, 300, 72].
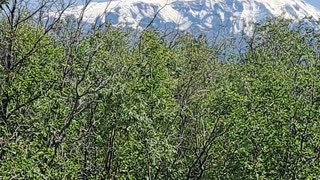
[63, 0, 320, 34]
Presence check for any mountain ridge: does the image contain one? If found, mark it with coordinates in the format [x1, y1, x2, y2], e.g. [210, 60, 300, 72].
[62, 0, 320, 34]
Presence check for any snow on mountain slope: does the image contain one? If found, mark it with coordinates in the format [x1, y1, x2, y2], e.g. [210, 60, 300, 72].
[62, 0, 320, 34]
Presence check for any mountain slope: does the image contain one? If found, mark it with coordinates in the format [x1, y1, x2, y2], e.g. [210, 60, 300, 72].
[63, 0, 320, 34]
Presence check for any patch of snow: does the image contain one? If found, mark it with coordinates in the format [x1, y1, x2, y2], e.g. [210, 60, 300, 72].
[59, 0, 320, 34]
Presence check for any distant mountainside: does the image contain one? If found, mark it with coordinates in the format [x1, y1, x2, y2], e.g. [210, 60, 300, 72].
[62, 0, 320, 34]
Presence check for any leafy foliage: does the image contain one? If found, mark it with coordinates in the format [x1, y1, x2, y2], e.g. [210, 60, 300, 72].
[0, 5, 320, 179]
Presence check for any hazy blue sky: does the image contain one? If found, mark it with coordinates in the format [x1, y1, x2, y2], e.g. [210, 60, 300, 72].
[75, 0, 320, 11]
[305, 0, 320, 10]
[27, 0, 320, 13]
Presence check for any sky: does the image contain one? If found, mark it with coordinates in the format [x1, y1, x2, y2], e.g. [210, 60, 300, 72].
[81, 0, 320, 11]
[305, 0, 320, 10]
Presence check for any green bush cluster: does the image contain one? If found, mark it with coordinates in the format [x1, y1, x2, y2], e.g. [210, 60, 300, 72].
[0, 10, 320, 179]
